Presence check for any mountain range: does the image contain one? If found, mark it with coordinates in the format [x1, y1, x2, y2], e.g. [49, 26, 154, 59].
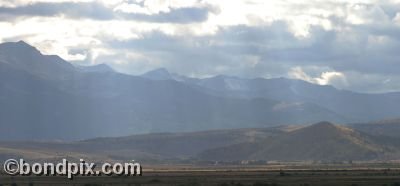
[1, 41, 400, 141]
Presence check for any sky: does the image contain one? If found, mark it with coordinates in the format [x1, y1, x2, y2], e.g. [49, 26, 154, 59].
[0, 0, 399, 93]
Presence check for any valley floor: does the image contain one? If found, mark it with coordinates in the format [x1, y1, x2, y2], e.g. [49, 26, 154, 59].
[2, 165, 400, 186]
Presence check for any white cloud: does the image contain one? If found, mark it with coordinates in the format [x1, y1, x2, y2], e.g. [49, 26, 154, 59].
[288, 66, 315, 83]
[394, 12, 400, 23]
[288, 66, 348, 87]
[315, 71, 347, 86]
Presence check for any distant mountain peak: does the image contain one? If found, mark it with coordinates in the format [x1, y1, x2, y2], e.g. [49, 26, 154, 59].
[141, 68, 173, 80]
[77, 63, 114, 73]
[0, 40, 41, 56]
[209, 74, 242, 80]
[0, 40, 76, 80]
[1, 40, 34, 48]
[16, 40, 30, 46]
[312, 121, 336, 127]
[148, 68, 170, 75]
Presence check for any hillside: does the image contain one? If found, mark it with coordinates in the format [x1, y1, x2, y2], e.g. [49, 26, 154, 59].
[0, 122, 399, 163]
[199, 122, 398, 161]
[0, 127, 284, 163]
[151, 74, 400, 123]
[350, 119, 400, 138]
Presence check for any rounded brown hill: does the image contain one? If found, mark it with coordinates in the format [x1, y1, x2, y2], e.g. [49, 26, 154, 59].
[199, 121, 390, 161]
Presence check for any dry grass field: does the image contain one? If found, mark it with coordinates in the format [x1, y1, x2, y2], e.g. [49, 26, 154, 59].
[1, 165, 400, 186]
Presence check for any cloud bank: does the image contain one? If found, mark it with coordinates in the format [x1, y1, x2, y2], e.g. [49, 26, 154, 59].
[0, 0, 399, 93]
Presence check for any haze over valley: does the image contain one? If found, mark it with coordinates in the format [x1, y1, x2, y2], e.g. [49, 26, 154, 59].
[1, 41, 400, 142]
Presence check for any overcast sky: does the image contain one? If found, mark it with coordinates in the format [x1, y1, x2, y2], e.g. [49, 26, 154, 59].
[0, 0, 399, 93]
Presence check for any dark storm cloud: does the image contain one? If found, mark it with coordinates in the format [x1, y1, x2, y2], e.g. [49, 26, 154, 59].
[105, 23, 299, 77]
[0, 2, 209, 23]
[104, 17, 400, 80]
[0, 2, 114, 20]
[121, 7, 209, 23]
